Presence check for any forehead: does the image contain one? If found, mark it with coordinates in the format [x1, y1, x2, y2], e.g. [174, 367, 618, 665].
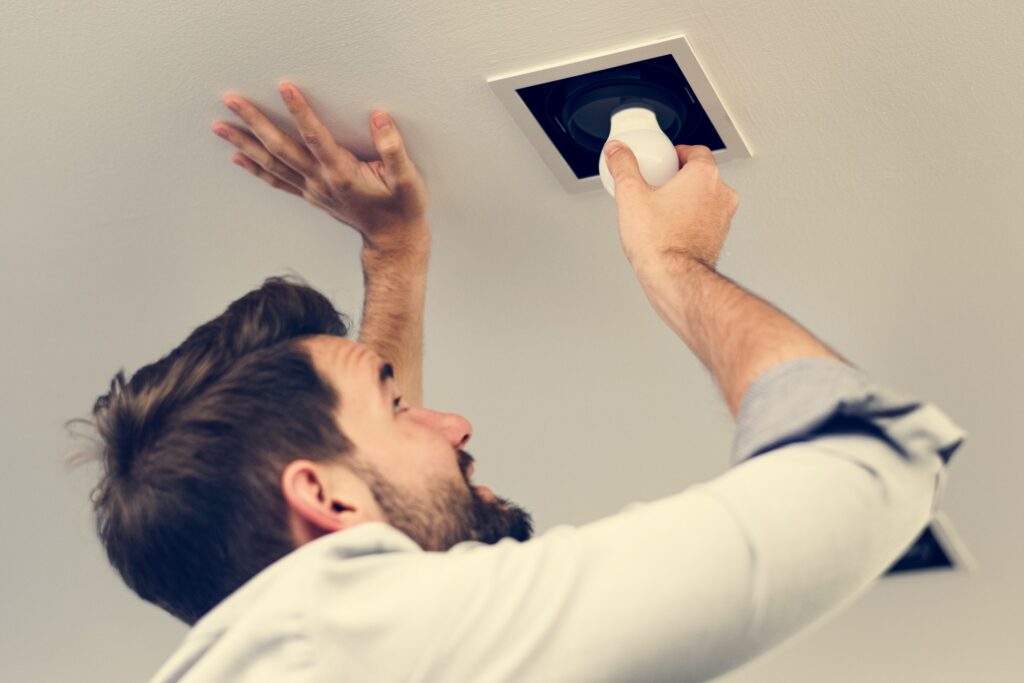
[300, 334, 364, 370]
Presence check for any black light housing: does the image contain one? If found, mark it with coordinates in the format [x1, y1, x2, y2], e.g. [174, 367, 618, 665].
[515, 55, 726, 180]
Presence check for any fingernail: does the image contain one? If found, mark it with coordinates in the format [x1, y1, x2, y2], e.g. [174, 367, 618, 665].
[605, 141, 624, 157]
[225, 98, 241, 114]
[279, 84, 293, 103]
[373, 112, 391, 130]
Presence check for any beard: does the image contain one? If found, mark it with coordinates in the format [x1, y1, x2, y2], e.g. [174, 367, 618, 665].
[353, 451, 534, 552]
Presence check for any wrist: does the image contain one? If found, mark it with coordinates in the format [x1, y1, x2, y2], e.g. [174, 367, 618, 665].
[361, 229, 431, 264]
[632, 249, 708, 288]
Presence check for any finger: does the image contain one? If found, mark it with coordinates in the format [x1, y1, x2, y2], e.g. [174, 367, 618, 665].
[232, 153, 304, 198]
[213, 122, 308, 188]
[277, 82, 360, 176]
[675, 144, 716, 167]
[222, 93, 319, 178]
[369, 110, 412, 184]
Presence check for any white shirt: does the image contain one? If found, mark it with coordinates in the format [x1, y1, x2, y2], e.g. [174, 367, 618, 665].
[149, 357, 966, 683]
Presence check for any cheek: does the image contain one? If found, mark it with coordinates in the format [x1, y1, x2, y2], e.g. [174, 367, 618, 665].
[398, 444, 454, 487]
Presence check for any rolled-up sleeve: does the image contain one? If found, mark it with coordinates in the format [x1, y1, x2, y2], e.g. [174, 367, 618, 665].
[731, 357, 966, 467]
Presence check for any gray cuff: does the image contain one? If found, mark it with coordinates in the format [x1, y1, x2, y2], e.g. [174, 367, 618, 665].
[730, 357, 967, 467]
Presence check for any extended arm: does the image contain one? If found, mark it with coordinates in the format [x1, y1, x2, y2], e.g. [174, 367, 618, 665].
[357, 231, 431, 408]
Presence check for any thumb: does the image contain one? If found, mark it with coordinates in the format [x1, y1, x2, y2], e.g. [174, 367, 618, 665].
[604, 141, 644, 196]
[371, 111, 411, 181]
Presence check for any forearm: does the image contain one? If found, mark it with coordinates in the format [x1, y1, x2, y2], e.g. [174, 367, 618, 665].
[357, 235, 430, 407]
[633, 255, 852, 420]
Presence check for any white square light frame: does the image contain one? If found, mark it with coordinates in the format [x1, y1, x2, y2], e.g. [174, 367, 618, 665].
[487, 33, 752, 194]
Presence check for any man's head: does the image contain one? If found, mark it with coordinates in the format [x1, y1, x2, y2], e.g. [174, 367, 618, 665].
[70, 275, 532, 625]
[283, 334, 533, 553]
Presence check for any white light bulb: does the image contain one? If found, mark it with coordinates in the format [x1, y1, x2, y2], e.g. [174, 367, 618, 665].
[598, 105, 680, 198]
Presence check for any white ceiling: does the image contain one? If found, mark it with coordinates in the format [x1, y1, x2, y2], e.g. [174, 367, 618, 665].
[3, 1, 1022, 680]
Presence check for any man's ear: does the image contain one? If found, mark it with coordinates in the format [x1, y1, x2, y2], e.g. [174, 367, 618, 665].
[280, 459, 352, 541]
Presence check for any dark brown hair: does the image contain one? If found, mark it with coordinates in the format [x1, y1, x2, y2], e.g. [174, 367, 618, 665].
[66, 274, 357, 625]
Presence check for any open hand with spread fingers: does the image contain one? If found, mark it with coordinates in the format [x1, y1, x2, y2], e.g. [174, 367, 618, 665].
[212, 81, 430, 253]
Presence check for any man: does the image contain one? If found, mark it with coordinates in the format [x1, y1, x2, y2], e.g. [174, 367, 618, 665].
[75, 82, 966, 682]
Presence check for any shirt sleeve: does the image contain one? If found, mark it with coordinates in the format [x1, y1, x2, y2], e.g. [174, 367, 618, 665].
[309, 358, 968, 683]
[731, 357, 965, 468]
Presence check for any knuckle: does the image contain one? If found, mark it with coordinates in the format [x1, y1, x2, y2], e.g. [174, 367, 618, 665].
[325, 173, 353, 192]
[261, 155, 280, 175]
[694, 148, 718, 168]
[267, 162, 294, 186]
[264, 132, 285, 154]
[301, 185, 321, 202]
[306, 178, 329, 197]
[614, 177, 643, 194]
[690, 145, 714, 161]
[727, 189, 740, 213]
[691, 154, 716, 170]
[300, 130, 321, 147]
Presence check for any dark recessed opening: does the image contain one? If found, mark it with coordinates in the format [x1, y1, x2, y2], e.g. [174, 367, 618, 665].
[884, 525, 956, 575]
[515, 54, 726, 180]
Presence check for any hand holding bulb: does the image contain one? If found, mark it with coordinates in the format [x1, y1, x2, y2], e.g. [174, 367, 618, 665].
[599, 105, 740, 271]
[598, 105, 680, 197]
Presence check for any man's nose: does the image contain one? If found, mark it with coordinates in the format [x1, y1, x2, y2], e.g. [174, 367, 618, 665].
[448, 412, 473, 449]
[419, 408, 472, 449]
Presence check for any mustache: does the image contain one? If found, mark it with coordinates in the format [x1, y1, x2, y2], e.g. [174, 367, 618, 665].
[458, 449, 475, 476]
